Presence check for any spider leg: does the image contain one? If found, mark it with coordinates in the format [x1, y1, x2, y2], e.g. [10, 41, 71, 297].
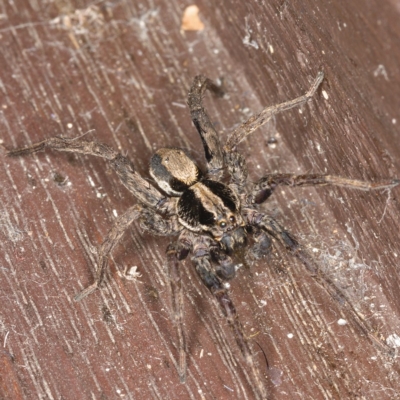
[248, 227, 273, 260]
[224, 150, 249, 196]
[209, 241, 240, 280]
[188, 75, 225, 177]
[166, 233, 192, 383]
[224, 71, 324, 152]
[7, 136, 169, 212]
[74, 204, 143, 301]
[244, 208, 392, 354]
[139, 207, 182, 236]
[75, 205, 182, 301]
[190, 234, 268, 400]
[250, 173, 400, 204]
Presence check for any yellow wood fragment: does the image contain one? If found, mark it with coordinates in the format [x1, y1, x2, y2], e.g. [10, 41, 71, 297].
[181, 5, 204, 31]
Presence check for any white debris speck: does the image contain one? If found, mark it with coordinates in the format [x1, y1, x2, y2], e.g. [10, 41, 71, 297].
[171, 102, 186, 108]
[3, 331, 9, 347]
[199, 349, 204, 358]
[123, 266, 142, 280]
[268, 44, 274, 54]
[67, 123, 73, 129]
[392, 118, 397, 125]
[113, 209, 118, 217]
[373, 64, 389, 81]
[386, 333, 400, 348]
[235, 263, 243, 272]
[146, 364, 152, 370]
[287, 333, 294, 339]
[337, 318, 347, 326]
[243, 17, 259, 49]
[88, 175, 95, 187]
[259, 300, 267, 307]
[322, 90, 329, 100]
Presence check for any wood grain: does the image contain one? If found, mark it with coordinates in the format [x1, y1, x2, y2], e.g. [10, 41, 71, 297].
[1, 0, 400, 399]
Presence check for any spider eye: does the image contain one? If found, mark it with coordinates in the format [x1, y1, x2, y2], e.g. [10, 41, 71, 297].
[219, 221, 227, 228]
[229, 216, 236, 223]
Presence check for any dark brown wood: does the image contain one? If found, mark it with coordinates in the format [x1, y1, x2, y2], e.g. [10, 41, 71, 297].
[1, 1, 400, 399]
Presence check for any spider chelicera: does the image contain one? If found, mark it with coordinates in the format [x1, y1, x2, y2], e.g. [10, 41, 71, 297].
[8, 71, 399, 399]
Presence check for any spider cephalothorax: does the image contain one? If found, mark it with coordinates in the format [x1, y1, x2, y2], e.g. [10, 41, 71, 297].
[8, 71, 399, 400]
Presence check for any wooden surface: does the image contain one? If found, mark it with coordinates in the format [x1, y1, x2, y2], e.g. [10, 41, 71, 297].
[1, 1, 400, 399]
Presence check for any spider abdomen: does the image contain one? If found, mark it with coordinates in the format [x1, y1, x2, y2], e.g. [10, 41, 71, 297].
[150, 148, 202, 196]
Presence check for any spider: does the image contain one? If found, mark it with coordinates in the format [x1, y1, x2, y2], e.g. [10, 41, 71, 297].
[8, 71, 399, 399]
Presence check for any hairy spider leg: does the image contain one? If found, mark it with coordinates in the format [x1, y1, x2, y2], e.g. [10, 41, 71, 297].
[7, 136, 179, 300]
[166, 241, 188, 383]
[250, 173, 400, 204]
[74, 202, 181, 301]
[74, 205, 143, 301]
[167, 229, 243, 383]
[224, 150, 249, 195]
[138, 208, 181, 236]
[188, 232, 268, 400]
[188, 75, 225, 178]
[244, 208, 393, 355]
[7, 136, 167, 210]
[248, 227, 273, 261]
[188, 71, 324, 187]
[134, 215, 188, 382]
[209, 242, 240, 280]
[224, 71, 324, 152]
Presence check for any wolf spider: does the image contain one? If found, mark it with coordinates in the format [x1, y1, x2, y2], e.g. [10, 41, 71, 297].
[8, 71, 399, 399]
